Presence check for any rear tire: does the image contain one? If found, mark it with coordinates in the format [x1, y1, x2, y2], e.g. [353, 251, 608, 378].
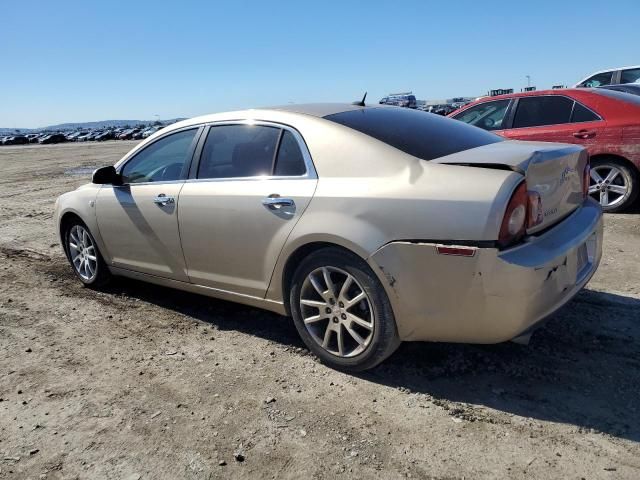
[289, 247, 400, 372]
[63, 220, 112, 288]
[589, 158, 638, 213]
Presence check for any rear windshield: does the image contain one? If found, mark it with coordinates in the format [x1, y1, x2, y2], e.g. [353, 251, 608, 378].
[594, 88, 640, 106]
[324, 107, 502, 161]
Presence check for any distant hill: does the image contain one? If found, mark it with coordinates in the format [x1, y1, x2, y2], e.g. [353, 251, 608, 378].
[0, 118, 186, 135]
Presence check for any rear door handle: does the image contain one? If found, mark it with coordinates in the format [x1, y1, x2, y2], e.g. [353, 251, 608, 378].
[153, 194, 175, 206]
[262, 197, 295, 209]
[572, 130, 596, 139]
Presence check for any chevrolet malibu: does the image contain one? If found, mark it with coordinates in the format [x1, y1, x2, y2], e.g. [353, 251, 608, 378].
[54, 104, 603, 371]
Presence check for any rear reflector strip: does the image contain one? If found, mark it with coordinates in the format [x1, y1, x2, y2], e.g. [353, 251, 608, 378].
[436, 245, 476, 257]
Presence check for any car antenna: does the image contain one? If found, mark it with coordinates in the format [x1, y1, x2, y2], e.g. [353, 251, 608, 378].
[352, 92, 367, 106]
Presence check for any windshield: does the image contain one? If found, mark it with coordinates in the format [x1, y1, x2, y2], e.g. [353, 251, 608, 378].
[324, 107, 502, 161]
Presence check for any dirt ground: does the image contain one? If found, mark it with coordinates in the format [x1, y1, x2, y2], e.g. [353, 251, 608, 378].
[0, 141, 639, 480]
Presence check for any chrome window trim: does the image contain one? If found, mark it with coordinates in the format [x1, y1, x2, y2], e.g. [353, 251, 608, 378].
[193, 119, 318, 182]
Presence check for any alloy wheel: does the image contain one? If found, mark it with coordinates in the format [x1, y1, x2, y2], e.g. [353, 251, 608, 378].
[299, 266, 374, 358]
[589, 165, 629, 208]
[68, 225, 98, 282]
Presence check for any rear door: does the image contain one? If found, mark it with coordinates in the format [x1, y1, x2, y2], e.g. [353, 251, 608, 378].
[502, 95, 606, 149]
[178, 122, 317, 297]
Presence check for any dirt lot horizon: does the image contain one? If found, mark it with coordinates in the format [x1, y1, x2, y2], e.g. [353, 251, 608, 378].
[1, 141, 639, 479]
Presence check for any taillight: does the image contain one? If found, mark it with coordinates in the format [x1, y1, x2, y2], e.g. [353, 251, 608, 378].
[498, 182, 528, 248]
[499, 182, 544, 248]
[583, 160, 591, 198]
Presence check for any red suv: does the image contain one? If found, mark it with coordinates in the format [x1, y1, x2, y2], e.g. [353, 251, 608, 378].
[449, 88, 640, 212]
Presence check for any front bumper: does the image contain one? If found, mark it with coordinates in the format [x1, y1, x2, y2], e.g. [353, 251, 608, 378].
[369, 198, 603, 343]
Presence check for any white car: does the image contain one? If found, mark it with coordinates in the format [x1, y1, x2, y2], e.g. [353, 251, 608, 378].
[575, 65, 640, 88]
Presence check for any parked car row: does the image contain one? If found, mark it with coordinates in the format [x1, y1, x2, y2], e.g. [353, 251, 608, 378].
[418, 104, 461, 116]
[0, 125, 165, 146]
[379, 94, 417, 109]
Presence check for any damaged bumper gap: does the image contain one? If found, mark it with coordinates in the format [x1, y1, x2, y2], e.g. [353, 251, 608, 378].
[368, 199, 603, 343]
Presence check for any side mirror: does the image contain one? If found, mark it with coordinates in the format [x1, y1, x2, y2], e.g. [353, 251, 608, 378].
[92, 166, 122, 185]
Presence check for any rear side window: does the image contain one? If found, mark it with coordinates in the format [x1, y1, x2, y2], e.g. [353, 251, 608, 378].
[620, 68, 640, 84]
[197, 125, 308, 179]
[571, 103, 600, 123]
[324, 107, 502, 161]
[513, 96, 574, 128]
[198, 125, 280, 179]
[274, 130, 306, 176]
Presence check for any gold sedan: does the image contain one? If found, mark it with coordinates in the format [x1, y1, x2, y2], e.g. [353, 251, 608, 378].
[55, 104, 603, 371]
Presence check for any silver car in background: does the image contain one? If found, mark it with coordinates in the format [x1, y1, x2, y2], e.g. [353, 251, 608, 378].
[54, 104, 603, 371]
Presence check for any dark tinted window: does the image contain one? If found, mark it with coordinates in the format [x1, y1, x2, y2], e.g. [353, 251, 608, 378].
[324, 107, 502, 161]
[121, 128, 197, 184]
[274, 130, 306, 176]
[198, 125, 280, 179]
[620, 68, 640, 84]
[580, 71, 613, 87]
[452, 99, 510, 131]
[513, 96, 573, 128]
[571, 103, 600, 123]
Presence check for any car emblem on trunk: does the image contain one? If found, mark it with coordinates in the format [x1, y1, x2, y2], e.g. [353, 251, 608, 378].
[560, 166, 576, 185]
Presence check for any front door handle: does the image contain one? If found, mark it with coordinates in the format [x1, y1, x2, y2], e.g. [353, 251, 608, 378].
[262, 196, 295, 210]
[153, 194, 175, 206]
[572, 130, 596, 139]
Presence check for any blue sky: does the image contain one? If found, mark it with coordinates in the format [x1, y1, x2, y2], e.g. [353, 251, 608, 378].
[1, 0, 638, 127]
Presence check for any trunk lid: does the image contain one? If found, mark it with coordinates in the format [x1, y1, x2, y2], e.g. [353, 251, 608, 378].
[433, 140, 588, 233]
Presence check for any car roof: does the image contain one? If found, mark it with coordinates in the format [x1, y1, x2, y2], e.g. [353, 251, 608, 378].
[580, 65, 640, 76]
[468, 88, 596, 102]
[267, 103, 370, 117]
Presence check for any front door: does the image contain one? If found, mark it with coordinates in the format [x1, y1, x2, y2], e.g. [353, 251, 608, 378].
[96, 128, 200, 281]
[178, 123, 317, 297]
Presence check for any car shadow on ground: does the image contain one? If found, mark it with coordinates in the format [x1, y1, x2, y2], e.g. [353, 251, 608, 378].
[100, 277, 640, 443]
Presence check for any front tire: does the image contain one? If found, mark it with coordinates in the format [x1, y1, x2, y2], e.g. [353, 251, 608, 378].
[289, 247, 400, 372]
[589, 158, 638, 212]
[63, 221, 111, 287]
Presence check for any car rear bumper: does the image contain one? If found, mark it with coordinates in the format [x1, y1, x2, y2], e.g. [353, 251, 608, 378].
[368, 198, 603, 343]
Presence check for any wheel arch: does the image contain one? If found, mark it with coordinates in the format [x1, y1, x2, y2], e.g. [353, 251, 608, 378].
[590, 153, 639, 173]
[59, 211, 86, 260]
[277, 240, 371, 316]
[589, 153, 639, 211]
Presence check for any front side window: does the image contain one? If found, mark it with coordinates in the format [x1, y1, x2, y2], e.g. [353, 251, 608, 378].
[198, 125, 280, 179]
[452, 99, 510, 131]
[120, 128, 197, 184]
[580, 71, 613, 87]
[620, 68, 640, 84]
[512, 96, 574, 128]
